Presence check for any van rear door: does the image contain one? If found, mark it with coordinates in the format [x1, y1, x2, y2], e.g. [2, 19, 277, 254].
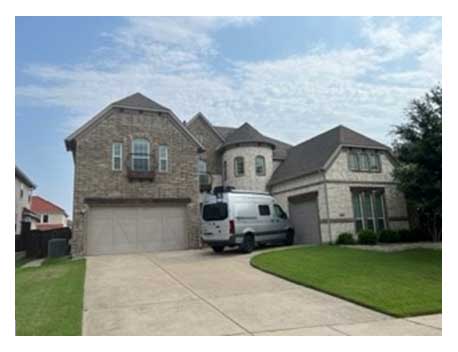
[202, 202, 229, 240]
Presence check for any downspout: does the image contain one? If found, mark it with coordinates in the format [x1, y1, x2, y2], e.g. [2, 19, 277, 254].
[321, 169, 332, 243]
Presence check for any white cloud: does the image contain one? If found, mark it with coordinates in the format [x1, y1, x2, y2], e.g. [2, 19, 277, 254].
[16, 16, 441, 146]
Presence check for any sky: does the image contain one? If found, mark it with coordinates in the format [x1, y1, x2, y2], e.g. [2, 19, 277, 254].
[15, 16, 442, 216]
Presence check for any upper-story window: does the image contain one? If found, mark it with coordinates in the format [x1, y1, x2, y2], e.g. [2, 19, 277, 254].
[255, 155, 266, 176]
[132, 139, 150, 172]
[198, 159, 207, 175]
[42, 214, 49, 223]
[158, 145, 169, 172]
[234, 157, 244, 177]
[112, 143, 123, 171]
[223, 161, 227, 181]
[20, 184, 24, 198]
[348, 149, 381, 173]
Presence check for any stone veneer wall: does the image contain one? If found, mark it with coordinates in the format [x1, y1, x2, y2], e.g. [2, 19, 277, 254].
[223, 145, 273, 192]
[270, 148, 409, 243]
[71, 108, 201, 255]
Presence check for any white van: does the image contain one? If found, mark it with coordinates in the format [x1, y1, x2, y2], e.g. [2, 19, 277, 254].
[201, 190, 294, 253]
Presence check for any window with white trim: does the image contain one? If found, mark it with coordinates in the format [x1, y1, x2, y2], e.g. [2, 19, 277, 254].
[112, 143, 123, 171]
[132, 139, 150, 172]
[198, 159, 207, 175]
[158, 145, 168, 172]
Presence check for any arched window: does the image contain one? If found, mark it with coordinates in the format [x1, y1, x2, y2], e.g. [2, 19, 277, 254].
[234, 157, 244, 177]
[255, 155, 266, 176]
[131, 138, 150, 171]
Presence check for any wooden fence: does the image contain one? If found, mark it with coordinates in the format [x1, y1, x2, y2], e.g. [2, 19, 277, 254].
[16, 222, 72, 258]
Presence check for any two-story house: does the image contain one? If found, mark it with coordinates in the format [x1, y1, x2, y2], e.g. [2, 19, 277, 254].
[31, 195, 69, 230]
[15, 166, 39, 234]
[66, 93, 409, 255]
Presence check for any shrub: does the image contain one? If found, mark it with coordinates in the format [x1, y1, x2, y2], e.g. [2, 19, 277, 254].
[336, 232, 355, 245]
[378, 229, 401, 243]
[398, 229, 416, 242]
[358, 230, 377, 245]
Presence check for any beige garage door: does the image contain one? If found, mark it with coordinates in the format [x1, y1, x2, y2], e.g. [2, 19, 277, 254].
[87, 206, 187, 255]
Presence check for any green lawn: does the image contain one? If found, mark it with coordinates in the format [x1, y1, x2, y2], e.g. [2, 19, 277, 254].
[16, 258, 86, 335]
[251, 246, 441, 317]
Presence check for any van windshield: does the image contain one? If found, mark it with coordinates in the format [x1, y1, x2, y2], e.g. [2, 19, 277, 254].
[203, 203, 228, 221]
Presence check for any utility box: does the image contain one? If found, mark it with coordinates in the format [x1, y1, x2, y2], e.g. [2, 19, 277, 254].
[48, 238, 69, 258]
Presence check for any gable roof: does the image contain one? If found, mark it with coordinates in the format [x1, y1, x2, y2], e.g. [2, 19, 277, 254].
[187, 112, 226, 142]
[269, 125, 390, 186]
[65, 93, 205, 152]
[31, 196, 68, 217]
[214, 125, 291, 160]
[15, 166, 36, 189]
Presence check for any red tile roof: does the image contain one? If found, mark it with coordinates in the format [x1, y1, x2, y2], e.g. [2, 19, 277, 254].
[31, 196, 68, 216]
[36, 224, 64, 231]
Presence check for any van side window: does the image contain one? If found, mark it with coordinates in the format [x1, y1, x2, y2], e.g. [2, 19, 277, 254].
[258, 205, 271, 216]
[274, 204, 287, 219]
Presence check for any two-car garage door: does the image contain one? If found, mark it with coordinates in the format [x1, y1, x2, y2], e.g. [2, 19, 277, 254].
[87, 206, 187, 255]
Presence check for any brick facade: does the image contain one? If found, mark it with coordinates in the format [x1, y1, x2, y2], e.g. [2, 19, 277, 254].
[70, 108, 202, 255]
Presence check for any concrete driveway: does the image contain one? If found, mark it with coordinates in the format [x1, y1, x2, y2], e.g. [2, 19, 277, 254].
[83, 248, 441, 336]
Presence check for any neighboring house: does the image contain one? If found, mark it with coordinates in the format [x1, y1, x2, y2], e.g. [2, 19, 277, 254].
[66, 92, 408, 255]
[15, 166, 39, 234]
[31, 196, 69, 230]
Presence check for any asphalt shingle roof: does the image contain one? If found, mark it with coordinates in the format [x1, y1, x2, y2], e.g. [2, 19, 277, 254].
[214, 125, 291, 160]
[269, 125, 390, 186]
[113, 92, 170, 111]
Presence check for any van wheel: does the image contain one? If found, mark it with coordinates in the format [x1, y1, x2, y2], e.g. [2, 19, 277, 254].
[285, 229, 295, 246]
[240, 234, 255, 253]
[212, 246, 224, 253]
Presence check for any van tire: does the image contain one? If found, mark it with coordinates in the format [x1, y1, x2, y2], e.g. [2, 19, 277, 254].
[240, 234, 255, 253]
[285, 229, 295, 246]
[212, 246, 225, 253]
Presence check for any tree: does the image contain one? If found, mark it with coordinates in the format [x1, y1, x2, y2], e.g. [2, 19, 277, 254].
[392, 85, 442, 241]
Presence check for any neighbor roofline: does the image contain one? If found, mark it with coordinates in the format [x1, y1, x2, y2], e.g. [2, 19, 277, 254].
[15, 166, 36, 189]
[32, 195, 68, 217]
[215, 140, 276, 153]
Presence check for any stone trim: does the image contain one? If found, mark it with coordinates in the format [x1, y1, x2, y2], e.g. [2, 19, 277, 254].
[320, 218, 354, 224]
[271, 179, 398, 196]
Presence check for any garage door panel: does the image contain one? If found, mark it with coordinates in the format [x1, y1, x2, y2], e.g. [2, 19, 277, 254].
[137, 213, 162, 252]
[161, 214, 186, 250]
[289, 196, 321, 245]
[88, 205, 187, 255]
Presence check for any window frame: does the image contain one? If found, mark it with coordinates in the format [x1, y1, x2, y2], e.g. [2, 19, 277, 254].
[198, 159, 207, 175]
[348, 148, 381, 173]
[255, 155, 266, 176]
[112, 142, 123, 171]
[351, 189, 387, 233]
[131, 138, 150, 172]
[234, 156, 245, 177]
[42, 214, 49, 223]
[158, 144, 169, 173]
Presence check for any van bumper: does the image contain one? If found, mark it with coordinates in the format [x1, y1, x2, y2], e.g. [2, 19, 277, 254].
[201, 235, 242, 247]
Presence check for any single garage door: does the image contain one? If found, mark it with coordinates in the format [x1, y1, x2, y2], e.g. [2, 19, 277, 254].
[87, 205, 187, 255]
[288, 192, 321, 244]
